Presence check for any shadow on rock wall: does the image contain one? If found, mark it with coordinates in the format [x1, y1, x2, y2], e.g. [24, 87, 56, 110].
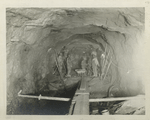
[6, 8, 145, 114]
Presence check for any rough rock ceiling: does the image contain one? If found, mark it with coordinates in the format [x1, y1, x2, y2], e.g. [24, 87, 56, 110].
[6, 8, 145, 114]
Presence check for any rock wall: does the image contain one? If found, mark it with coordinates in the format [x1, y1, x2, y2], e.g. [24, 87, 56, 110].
[6, 8, 145, 114]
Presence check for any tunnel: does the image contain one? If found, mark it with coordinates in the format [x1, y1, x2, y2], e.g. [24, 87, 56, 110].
[6, 8, 145, 115]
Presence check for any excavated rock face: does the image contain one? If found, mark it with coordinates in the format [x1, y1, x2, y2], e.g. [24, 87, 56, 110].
[6, 8, 145, 114]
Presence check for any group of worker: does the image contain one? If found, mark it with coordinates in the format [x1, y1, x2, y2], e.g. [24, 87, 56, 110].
[56, 47, 105, 78]
[81, 51, 102, 77]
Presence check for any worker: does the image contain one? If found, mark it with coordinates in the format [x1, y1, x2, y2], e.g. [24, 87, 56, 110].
[81, 56, 87, 70]
[62, 46, 69, 59]
[81, 56, 87, 76]
[66, 54, 72, 77]
[91, 51, 100, 77]
[62, 46, 69, 73]
[87, 56, 92, 76]
[57, 53, 63, 73]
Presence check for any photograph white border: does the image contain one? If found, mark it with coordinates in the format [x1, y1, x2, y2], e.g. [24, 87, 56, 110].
[0, 0, 150, 120]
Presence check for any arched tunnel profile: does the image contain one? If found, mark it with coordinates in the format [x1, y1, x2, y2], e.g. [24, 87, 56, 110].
[6, 8, 145, 115]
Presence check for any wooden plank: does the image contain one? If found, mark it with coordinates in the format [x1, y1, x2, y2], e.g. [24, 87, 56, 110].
[82, 94, 89, 115]
[72, 77, 89, 115]
[73, 95, 83, 115]
[89, 95, 145, 102]
[80, 76, 86, 90]
[75, 89, 89, 95]
[73, 94, 89, 115]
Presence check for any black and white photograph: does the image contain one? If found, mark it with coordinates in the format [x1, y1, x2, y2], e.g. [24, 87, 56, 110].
[1, 0, 150, 119]
[5, 7, 146, 115]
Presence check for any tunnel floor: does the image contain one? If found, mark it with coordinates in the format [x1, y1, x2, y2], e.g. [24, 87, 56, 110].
[7, 79, 79, 115]
[15, 99, 71, 115]
[7, 76, 145, 115]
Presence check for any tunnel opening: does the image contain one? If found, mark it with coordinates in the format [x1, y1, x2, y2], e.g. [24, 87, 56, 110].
[6, 8, 145, 115]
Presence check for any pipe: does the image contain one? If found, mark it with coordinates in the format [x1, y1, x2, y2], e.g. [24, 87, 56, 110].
[18, 90, 70, 102]
[103, 58, 112, 81]
[101, 48, 110, 80]
[102, 43, 107, 68]
[89, 95, 145, 102]
[103, 44, 108, 68]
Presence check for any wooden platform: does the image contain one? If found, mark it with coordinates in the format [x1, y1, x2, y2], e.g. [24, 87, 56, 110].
[69, 75, 89, 115]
